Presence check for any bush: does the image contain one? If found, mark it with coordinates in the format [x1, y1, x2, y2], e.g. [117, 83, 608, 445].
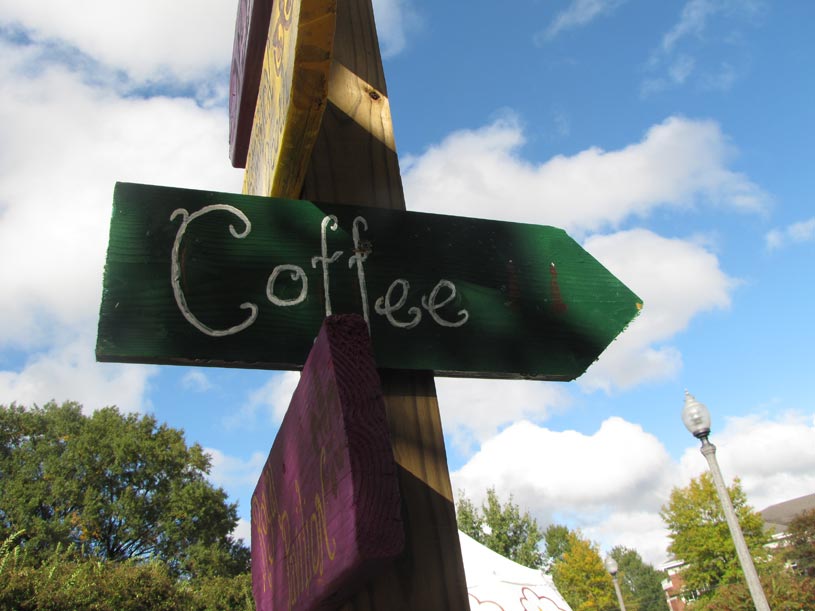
[695, 565, 815, 611]
[0, 532, 255, 611]
[0, 548, 188, 610]
[187, 574, 254, 611]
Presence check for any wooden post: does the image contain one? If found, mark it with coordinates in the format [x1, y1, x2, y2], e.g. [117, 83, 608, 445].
[300, 0, 403, 209]
[301, 1, 468, 608]
[243, 0, 469, 607]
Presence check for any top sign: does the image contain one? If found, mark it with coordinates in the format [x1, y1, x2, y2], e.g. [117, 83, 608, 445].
[228, 0, 272, 168]
[229, 0, 336, 200]
[96, 182, 642, 381]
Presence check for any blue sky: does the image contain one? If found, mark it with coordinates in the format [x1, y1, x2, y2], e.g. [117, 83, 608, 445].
[1, 0, 813, 565]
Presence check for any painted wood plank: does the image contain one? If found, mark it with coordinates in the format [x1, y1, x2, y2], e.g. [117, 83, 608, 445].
[251, 314, 403, 610]
[241, 0, 336, 193]
[228, 0, 273, 168]
[310, 4, 470, 608]
[96, 182, 642, 381]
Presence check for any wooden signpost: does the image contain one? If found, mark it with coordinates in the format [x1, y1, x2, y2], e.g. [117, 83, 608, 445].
[229, 0, 271, 168]
[97, 182, 641, 380]
[97, 0, 642, 608]
[251, 314, 403, 609]
[234, 0, 336, 198]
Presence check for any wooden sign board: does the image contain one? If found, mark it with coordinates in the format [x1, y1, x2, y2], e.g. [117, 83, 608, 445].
[251, 314, 403, 610]
[96, 182, 642, 380]
[236, 0, 335, 196]
[229, 0, 335, 172]
[228, 0, 272, 168]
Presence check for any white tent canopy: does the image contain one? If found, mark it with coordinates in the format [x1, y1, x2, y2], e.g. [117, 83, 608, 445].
[460, 531, 573, 611]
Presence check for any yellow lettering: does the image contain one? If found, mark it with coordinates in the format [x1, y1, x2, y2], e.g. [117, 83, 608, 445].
[319, 448, 337, 560]
[311, 512, 321, 576]
[264, 445, 342, 608]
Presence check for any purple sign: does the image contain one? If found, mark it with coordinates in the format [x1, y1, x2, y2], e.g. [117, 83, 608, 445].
[251, 314, 404, 610]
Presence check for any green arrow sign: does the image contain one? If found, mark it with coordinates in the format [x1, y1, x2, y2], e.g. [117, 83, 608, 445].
[96, 182, 641, 380]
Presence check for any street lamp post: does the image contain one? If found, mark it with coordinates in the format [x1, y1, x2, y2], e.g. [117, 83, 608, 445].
[681, 391, 771, 611]
[604, 556, 627, 611]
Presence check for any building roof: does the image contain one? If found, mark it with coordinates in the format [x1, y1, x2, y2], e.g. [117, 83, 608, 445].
[760, 492, 815, 533]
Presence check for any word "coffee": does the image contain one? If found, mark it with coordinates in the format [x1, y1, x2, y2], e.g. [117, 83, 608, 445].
[170, 204, 471, 338]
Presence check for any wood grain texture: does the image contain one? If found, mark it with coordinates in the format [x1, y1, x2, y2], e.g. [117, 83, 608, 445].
[240, 0, 471, 606]
[242, 0, 336, 197]
[229, 0, 273, 168]
[251, 314, 403, 611]
[300, 0, 469, 608]
[96, 182, 642, 380]
[301, 0, 402, 208]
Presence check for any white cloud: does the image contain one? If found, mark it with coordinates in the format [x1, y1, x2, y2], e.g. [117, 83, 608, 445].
[645, 0, 765, 95]
[0, 0, 417, 89]
[454, 409, 815, 566]
[661, 0, 721, 53]
[452, 417, 676, 563]
[372, 0, 420, 58]
[233, 517, 251, 545]
[539, 0, 627, 42]
[454, 418, 674, 514]
[679, 410, 815, 512]
[0, 336, 156, 413]
[403, 117, 753, 392]
[226, 371, 301, 428]
[585, 511, 670, 566]
[579, 229, 736, 391]
[205, 447, 268, 530]
[436, 378, 572, 454]
[669, 54, 696, 85]
[206, 446, 267, 489]
[403, 115, 768, 237]
[660, 0, 764, 53]
[701, 61, 738, 91]
[181, 370, 214, 392]
[0, 38, 242, 412]
[0, 40, 243, 350]
[765, 217, 815, 250]
[0, 0, 235, 82]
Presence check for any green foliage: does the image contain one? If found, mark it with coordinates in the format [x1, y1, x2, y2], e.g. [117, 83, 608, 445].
[784, 508, 815, 578]
[456, 495, 483, 542]
[0, 402, 248, 579]
[0, 399, 258, 611]
[456, 488, 544, 568]
[542, 524, 572, 573]
[550, 531, 615, 611]
[609, 546, 667, 611]
[0, 535, 187, 611]
[186, 573, 254, 611]
[0, 532, 255, 611]
[693, 558, 815, 611]
[660, 472, 768, 598]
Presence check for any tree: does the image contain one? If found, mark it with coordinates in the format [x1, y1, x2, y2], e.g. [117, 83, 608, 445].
[542, 524, 572, 573]
[0, 402, 248, 578]
[550, 531, 615, 611]
[456, 494, 483, 542]
[694, 557, 815, 611]
[609, 546, 667, 611]
[784, 508, 815, 578]
[660, 472, 769, 598]
[456, 488, 544, 568]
